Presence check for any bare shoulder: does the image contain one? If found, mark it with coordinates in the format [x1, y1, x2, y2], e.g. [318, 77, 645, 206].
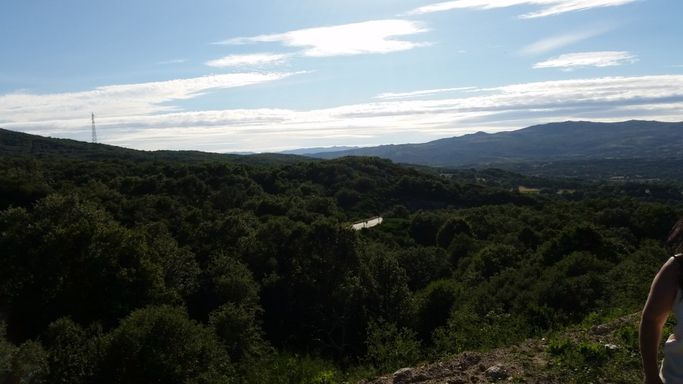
[656, 256, 681, 279]
[642, 256, 681, 318]
[650, 256, 682, 293]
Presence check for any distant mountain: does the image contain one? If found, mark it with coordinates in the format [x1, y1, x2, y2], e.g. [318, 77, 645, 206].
[279, 146, 360, 155]
[0, 128, 311, 166]
[312, 120, 683, 167]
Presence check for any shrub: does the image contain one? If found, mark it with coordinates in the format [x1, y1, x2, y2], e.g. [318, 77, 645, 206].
[365, 320, 422, 374]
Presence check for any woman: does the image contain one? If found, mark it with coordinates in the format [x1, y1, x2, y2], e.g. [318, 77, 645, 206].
[641, 219, 683, 383]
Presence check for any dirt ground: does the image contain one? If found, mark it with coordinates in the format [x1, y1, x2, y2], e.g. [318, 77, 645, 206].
[360, 313, 642, 384]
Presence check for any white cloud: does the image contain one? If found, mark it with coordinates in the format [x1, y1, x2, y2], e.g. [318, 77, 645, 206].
[520, 26, 612, 54]
[374, 87, 478, 100]
[534, 51, 637, 70]
[215, 19, 430, 57]
[205, 53, 290, 68]
[0, 72, 300, 122]
[407, 0, 637, 18]
[5, 75, 683, 152]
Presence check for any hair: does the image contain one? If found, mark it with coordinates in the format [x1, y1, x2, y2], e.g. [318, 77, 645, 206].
[668, 218, 683, 254]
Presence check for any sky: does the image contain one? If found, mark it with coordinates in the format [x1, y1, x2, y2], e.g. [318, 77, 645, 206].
[1, 0, 682, 153]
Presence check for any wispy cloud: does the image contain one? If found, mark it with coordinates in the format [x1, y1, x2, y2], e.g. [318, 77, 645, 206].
[408, 0, 531, 15]
[534, 51, 637, 70]
[520, 26, 613, 55]
[6, 75, 683, 152]
[407, 0, 637, 18]
[374, 87, 478, 100]
[0, 72, 301, 122]
[205, 53, 290, 68]
[214, 19, 430, 57]
[522, 0, 637, 18]
[155, 58, 187, 65]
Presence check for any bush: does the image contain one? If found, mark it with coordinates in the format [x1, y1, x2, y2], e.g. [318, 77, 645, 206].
[548, 339, 610, 366]
[365, 320, 422, 374]
[241, 353, 342, 384]
[431, 307, 528, 356]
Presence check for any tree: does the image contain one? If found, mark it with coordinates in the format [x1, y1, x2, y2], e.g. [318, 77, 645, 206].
[0, 322, 15, 381]
[396, 247, 451, 291]
[539, 224, 613, 265]
[43, 318, 99, 384]
[436, 217, 472, 249]
[0, 194, 170, 340]
[534, 252, 612, 324]
[2, 340, 48, 384]
[363, 247, 415, 326]
[200, 254, 266, 362]
[144, 223, 201, 301]
[258, 219, 368, 358]
[415, 280, 462, 342]
[465, 244, 521, 281]
[409, 212, 445, 246]
[209, 302, 266, 362]
[98, 306, 233, 384]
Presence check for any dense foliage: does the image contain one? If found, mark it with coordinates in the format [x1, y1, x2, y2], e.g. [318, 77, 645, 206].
[1, 142, 682, 382]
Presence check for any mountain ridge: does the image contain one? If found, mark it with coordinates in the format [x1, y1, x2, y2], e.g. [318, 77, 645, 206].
[311, 120, 683, 166]
[279, 145, 360, 155]
[4, 120, 683, 181]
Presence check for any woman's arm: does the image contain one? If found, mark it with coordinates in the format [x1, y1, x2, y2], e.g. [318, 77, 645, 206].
[641, 257, 680, 383]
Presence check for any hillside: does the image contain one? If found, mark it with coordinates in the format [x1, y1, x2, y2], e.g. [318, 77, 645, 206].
[313, 120, 683, 167]
[364, 313, 643, 384]
[0, 128, 309, 166]
[1, 127, 681, 384]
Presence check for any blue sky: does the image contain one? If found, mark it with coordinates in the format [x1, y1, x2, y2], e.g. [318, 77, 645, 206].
[1, 0, 682, 152]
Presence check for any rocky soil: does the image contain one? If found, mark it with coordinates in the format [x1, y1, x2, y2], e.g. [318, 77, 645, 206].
[360, 313, 643, 384]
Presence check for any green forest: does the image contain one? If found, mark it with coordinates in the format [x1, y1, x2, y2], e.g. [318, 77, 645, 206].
[1, 141, 682, 383]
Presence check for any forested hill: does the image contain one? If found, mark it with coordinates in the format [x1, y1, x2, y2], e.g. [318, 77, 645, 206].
[1, 126, 682, 383]
[312, 120, 683, 166]
[0, 128, 308, 165]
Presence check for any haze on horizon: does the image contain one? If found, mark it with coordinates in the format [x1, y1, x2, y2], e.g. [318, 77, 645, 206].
[1, 0, 682, 153]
